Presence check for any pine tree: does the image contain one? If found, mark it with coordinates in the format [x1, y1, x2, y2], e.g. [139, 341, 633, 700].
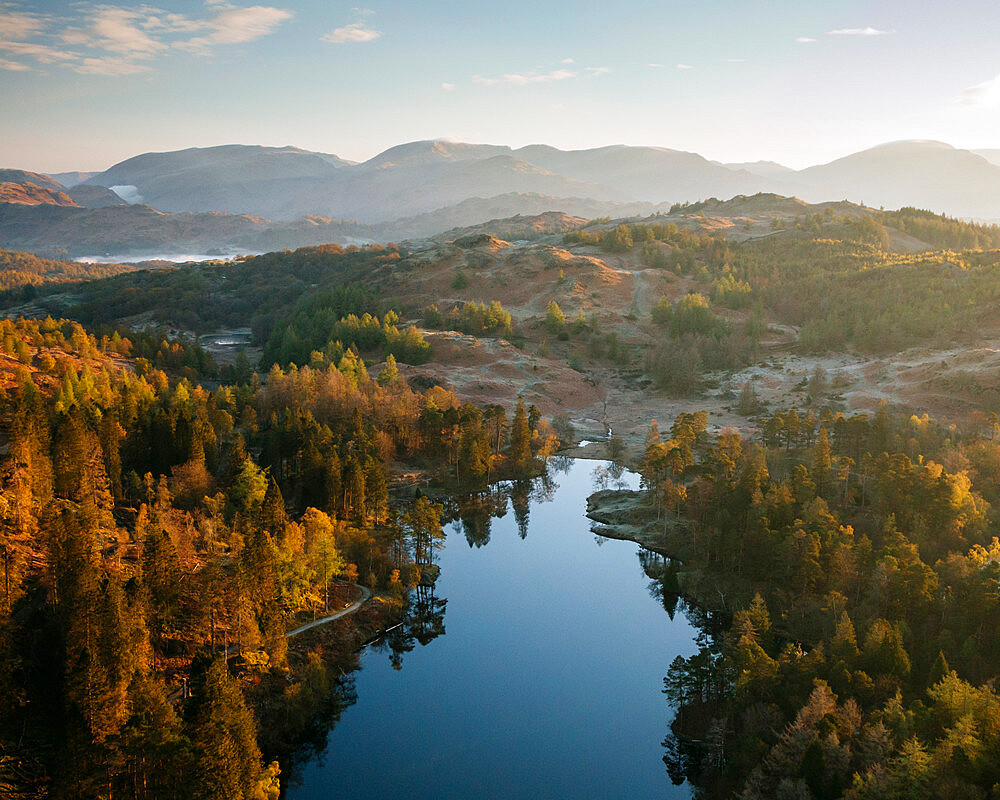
[929, 649, 950, 686]
[118, 670, 192, 799]
[239, 528, 286, 666]
[364, 458, 388, 524]
[52, 409, 114, 530]
[259, 476, 287, 540]
[545, 301, 565, 335]
[186, 655, 277, 800]
[507, 397, 532, 477]
[812, 427, 832, 496]
[143, 528, 182, 641]
[377, 353, 399, 386]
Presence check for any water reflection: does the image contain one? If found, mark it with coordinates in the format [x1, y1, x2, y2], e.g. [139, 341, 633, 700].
[373, 584, 448, 671]
[287, 459, 698, 800]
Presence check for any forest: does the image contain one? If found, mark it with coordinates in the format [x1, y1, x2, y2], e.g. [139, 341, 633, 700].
[0, 316, 559, 798]
[632, 404, 1000, 798]
[2, 199, 1000, 798]
[0, 250, 137, 296]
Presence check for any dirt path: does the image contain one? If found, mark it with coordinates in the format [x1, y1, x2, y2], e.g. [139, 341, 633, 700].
[166, 584, 372, 702]
[286, 584, 372, 637]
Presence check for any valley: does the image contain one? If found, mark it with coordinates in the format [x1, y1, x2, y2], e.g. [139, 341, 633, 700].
[6, 3, 1000, 796]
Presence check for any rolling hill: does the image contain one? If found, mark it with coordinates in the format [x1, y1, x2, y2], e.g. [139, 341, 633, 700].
[4, 137, 1000, 257]
[67, 138, 1000, 225]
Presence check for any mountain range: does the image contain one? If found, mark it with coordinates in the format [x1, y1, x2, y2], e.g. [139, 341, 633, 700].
[1, 138, 999, 257]
[64, 138, 1000, 222]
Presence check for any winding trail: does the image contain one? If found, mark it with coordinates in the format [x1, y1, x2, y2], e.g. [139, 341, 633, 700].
[166, 584, 371, 702]
[286, 584, 372, 638]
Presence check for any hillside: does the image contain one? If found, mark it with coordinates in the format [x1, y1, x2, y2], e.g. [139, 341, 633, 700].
[0, 182, 78, 207]
[0, 248, 137, 293]
[430, 211, 589, 243]
[0, 169, 65, 191]
[8, 199, 1000, 442]
[0, 192, 652, 257]
[0, 201, 379, 257]
[55, 137, 1000, 228]
[795, 140, 1000, 218]
[82, 144, 353, 216]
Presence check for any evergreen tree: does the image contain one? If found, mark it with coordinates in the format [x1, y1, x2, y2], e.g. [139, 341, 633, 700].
[186, 655, 278, 800]
[143, 528, 182, 641]
[508, 397, 532, 476]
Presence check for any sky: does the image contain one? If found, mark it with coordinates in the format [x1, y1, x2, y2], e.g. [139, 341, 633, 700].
[2, 0, 1000, 173]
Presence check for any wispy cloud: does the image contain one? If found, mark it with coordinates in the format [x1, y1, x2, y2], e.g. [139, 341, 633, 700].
[80, 7, 167, 56]
[676, 63, 693, 69]
[955, 73, 1000, 109]
[441, 81, 455, 91]
[796, 36, 817, 43]
[474, 68, 576, 86]
[75, 54, 153, 75]
[0, 39, 77, 63]
[648, 62, 664, 68]
[827, 27, 892, 36]
[0, 2, 293, 75]
[0, 7, 46, 39]
[180, 6, 293, 54]
[0, 54, 30, 70]
[726, 58, 746, 63]
[321, 20, 380, 43]
[585, 66, 610, 75]
[561, 57, 574, 64]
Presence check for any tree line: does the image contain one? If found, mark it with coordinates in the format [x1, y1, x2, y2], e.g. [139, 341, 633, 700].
[634, 404, 1000, 798]
[0, 315, 558, 798]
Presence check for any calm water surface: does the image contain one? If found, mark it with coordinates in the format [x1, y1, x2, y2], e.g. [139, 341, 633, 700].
[288, 459, 698, 799]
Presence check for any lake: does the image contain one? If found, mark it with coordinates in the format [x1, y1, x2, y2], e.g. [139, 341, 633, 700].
[75, 252, 261, 264]
[287, 459, 698, 800]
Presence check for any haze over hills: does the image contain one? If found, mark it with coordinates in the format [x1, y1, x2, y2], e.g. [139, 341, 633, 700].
[47, 171, 96, 188]
[974, 150, 1000, 168]
[2, 137, 1000, 256]
[0, 169, 124, 210]
[66, 138, 1000, 223]
[794, 141, 1000, 219]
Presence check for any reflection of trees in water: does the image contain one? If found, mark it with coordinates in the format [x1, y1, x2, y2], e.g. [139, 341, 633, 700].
[638, 546, 729, 792]
[286, 462, 570, 786]
[280, 669, 359, 791]
[530, 469, 558, 505]
[455, 485, 509, 547]
[375, 583, 449, 671]
[510, 481, 530, 539]
[550, 454, 574, 475]
[639, 549, 682, 620]
[442, 463, 561, 546]
[593, 462, 632, 492]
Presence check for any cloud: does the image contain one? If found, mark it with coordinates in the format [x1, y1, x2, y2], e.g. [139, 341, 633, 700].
[441, 81, 455, 90]
[561, 57, 574, 64]
[648, 62, 664, 68]
[75, 54, 153, 75]
[0, 7, 45, 39]
[83, 7, 167, 55]
[474, 68, 576, 86]
[0, 2, 294, 74]
[321, 21, 380, 43]
[796, 36, 817, 43]
[585, 66, 610, 75]
[0, 39, 77, 63]
[827, 27, 892, 36]
[180, 6, 294, 54]
[726, 58, 746, 63]
[0, 54, 30, 70]
[676, 63, 693, 69]
[955, 73, 1000, 109]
